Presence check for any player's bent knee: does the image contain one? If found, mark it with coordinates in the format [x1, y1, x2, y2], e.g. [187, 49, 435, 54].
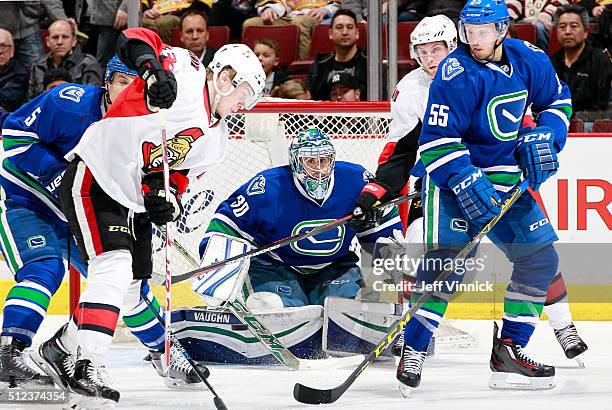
[512, 244, 558, 291]
[88, 250, 133, 292]
[15, 257, 65, 295]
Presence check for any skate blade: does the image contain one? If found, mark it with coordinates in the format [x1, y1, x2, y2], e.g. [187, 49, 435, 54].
[574, 356, 585, 368]
[488, 372, 555, 390]
[30, 349, 70, 389]
[164, 376, 209, 391]
[399, 383, 416, 398]
[63, 393, 116, 410]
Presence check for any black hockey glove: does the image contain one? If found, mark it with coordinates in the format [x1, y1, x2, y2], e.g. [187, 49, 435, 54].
[142, 175, 183, 226]
[135, 53, 177, 111]
[349, 181, 391, 232]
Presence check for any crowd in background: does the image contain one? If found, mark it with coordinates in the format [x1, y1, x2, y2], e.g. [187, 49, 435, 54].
[0, 0, 610, 130]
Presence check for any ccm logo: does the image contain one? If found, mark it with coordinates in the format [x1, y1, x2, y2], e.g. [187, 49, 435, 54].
[452, 169, 483, 194]
[522, 132, 552, 143]
[529, 218, 550, 231]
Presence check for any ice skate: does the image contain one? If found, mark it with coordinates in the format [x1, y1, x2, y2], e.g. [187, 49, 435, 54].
[397, 344, 427, 397]
[553, 323, 588, 367]
[67, 359, 119, 408]
[31, 325, 75, 389]
[0, 336, 53, 388]
[489, 322, 555, 390]
[149, 343, 210, 389]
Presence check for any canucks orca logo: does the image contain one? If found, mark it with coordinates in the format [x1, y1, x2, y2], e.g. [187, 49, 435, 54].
[290, 219, 345, 256]
[441, 58, 464, 81]
[59, 86, 85, 102]
[487, 90, 528, 141]
[246, 175, 266, 196]
[27, 235, 46, 249]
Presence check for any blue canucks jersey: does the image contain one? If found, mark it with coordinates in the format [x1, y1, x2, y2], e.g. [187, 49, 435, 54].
[0, 84, 104, 225]
[199, 162, 403, 274]
[418, 39, 572, 193]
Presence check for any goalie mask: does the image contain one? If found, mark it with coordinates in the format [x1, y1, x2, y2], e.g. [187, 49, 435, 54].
[289, 129, 336, 201]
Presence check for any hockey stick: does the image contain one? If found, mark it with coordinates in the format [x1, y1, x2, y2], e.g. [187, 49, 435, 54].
[293, 180, 530, 404]
[172, 191, 420, 284]
[140, 290, 228, 410]
[160, 109, 173, 372]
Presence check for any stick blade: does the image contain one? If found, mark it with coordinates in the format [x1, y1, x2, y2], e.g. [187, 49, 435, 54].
[293, 383, 339, 404]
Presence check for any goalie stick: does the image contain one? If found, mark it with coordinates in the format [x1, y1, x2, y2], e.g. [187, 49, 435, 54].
[293, 180, 530, 404]
[172, 191, 420, 284]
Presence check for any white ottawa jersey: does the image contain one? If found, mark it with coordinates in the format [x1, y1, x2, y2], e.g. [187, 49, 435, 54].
[388, 67, 431, 143]
[67, 46, 228, 212]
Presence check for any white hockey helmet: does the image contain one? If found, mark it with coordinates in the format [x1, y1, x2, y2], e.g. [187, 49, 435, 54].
[208, 43, 266, 110]
[410, 15, 458, 62]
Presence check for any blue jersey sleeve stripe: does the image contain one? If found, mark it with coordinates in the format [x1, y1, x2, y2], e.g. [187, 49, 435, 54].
[550, 99, 572, 106]
[418, 137, 463, 153]
[539, 108, 570, 129]
[482, 165, 521, 173]
[424, 149, 470, 174]
[210, 213, 255, 242]
[1, 129, 39, 139]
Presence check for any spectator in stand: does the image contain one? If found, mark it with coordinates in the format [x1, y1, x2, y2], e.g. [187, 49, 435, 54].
[73, 0, 128, 68]
[42, 67, 72, 91]
[551, 4, 611, 114]
[399, 0, 467, 22]
[243, 0, 341, 59]
[28, 20, 102, 100]
[0, 29, 29, 112]
[328, 72, 361, 101]
[0, 1, 75, 69]
[307, 9, 366, 101]
[507, 0, 570, 51]
[270, 79, 311, 99]
[208, 0, 258, 40]
[254, 39, 290, 95]
[577, 0, 609, 18]
[577, 1, 612, 51]
[141, 0, 212, 44]
[180, 10, 217, 67]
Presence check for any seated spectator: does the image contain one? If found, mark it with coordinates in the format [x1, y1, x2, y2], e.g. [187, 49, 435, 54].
[254, 39, 290, 95]
[141, 0, 212, 44]
[400, 0, 466, 22]
[42, 67, 72, 91]
[0, 29, 29, 112]
[208, 0, 258, 39]
[578, 1, 611, 51]
[551, 4, 611, 114]
[307, 10, 366, 100]
[0, 1, 73, 69]
[180, 10, 217, 66]
[243, 0, 341, 59]
[270, 79, 311, 99]
[507, 0, 568, 51]
[28, 20, 103, 100]
[328, 72, 361, 101]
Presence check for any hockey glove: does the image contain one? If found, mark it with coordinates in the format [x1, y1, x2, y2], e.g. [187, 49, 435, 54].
[349, 181, 390, 232]
[142, 174, 183, 226]
[448, 166, 501, 225]
[135, 53, 177, 111]
[516, 126, 558, 191]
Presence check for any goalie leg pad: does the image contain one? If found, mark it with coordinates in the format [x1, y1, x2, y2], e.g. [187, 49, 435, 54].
[248, 259, 309, 308]
[192, 234, 252, 307]
[305, 263, 363, 306]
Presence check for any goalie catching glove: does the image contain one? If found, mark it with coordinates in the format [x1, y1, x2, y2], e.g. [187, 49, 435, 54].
[142, 173, 186, 225]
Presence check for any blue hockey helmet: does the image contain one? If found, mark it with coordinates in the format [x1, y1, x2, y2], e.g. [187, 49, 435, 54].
[104, 55, 137, 84]
[289, 128, 336, 201]
[459, 0, 509, 46]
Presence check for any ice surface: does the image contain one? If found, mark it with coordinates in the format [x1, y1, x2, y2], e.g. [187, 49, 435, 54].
[12, 317, 612, 409]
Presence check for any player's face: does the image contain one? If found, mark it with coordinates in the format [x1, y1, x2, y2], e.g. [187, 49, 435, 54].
[330, 84, 360, 102]
[106, 72, 136, 104]
[557, 13, 588, 49]
[47, 21, 77, 59]
[301, 156, 333, 179]
[415, 41, 449, 77]
[215, 81, 255, 117]
[329, 15, 359, 48]
[464, 23, 500, 59]
[180, 14, 209, 55]
[254, 43, 279, 76]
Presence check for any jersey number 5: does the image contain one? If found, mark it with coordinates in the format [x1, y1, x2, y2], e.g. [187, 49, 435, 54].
[428, 104, 449, 127]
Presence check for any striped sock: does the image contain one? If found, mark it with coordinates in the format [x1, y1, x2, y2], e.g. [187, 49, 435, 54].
[1, 281, 53, 345]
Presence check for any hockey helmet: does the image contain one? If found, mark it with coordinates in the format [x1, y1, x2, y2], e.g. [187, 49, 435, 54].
[410, 15, 458, 64]
[459, 0, 509, 44]
[208, 43, 266, 110]
[104, 55, 137, 84]
[289, 128, 336, 201]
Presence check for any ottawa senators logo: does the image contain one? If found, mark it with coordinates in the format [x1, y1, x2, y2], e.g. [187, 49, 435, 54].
[142, 127, 204, 173]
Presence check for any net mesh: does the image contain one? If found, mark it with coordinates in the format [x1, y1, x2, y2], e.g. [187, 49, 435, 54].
[150, 101, 392, 309]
